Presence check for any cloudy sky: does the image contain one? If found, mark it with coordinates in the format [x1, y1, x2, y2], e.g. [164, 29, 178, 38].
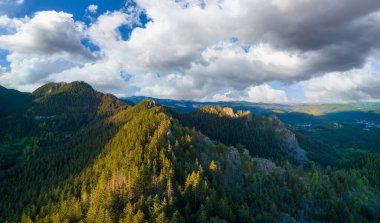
[0, 0, 380, 103]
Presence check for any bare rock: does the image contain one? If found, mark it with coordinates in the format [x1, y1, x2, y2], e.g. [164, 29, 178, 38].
[272, 116, 308, 163]
[252, 158, 283, 175]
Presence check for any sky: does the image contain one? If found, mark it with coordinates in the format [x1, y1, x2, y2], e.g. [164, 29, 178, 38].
[0, 0, 380, 103]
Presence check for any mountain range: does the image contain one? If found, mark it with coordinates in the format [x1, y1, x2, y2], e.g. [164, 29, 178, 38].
[1, 82, 380, 222]
[123, 96, 380, 167]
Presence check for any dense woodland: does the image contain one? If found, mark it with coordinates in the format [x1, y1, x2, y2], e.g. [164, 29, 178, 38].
[1, 82, 380, 222]
[174, 106, 295, 162]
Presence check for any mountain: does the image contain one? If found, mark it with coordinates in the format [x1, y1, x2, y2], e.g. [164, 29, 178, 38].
[0, 81, 129, 177]
[31, 81, 128, 117]
[173, 105, 308, 163]
[1, 82, 380, 222]
[0, 85, 33, 117]
[123, 96, 380, 166]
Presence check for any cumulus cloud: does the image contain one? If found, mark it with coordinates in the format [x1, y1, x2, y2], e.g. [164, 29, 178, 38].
[211, 84, 289, 103]
[87, 4, 98, 14]
[14, 10, 145, 92]
[126, 0, 380, 78]
[45, 60, 127, 91]
[0, 15, 28, 33]
[1, 0, 380, 102]
[116, 0, 380, 100]
[0, 11, 96, 89]
[0, 11, 93, 58]
[48, 10, 144, 91]
[302, 68, 380, 103]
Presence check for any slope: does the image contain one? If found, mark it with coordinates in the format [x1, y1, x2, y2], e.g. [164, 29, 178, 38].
[174, 106, 307, 163]
[0, 85, 33, 117]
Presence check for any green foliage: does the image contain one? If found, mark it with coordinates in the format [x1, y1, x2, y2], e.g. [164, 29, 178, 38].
[0, 85, 33, 117]
[173, 106, 288, 160]
[295, 122, 380, 166]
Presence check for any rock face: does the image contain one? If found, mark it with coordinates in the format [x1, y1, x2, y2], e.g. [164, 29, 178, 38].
[201, 106, 236, 117]
[201, 106, 251, 118]
[282, 129, 308, 163]
[222, 107, 234, 116]
[145, 100, 157, 108]
[227, 146, 242, 167]
[194, 130, 283, 177]
[270, 116, 308, 163]
[252, 157, 284, 175]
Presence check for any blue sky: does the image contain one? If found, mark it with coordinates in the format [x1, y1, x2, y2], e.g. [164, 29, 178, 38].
[7, 0, 126, 19]
[0, 0, 379, 103]
[0, 49, 9, 68]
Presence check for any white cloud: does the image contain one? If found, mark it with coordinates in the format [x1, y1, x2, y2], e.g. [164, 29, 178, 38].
[87, 4, 98, 14]
[45, 60, 127, 92]
[302, 68, 380, 103]
[246, 85, 289, 103]
[211, 84, 289, 103]
[0, 11, 93, 58]
[87, 11, 134, 47]
[126, 41, 307, 100]
[0, 15, 28, 33]
[0, 11, 96, 90]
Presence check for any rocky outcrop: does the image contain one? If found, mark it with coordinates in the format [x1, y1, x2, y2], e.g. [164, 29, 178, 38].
[226, 146, 242, 167]
[252, 157, 284, 175]
[270, 116, 308, 163]
[222, 107, 234, 116]
[200, 106, 252, 119]
[145, 99, 157, 109]
[201, 106, 235, 117]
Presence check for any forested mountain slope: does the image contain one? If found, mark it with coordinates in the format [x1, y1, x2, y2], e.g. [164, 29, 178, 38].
[0, 86, 33, 117]
[174, 106, 308, 163]
[123, 96, 380, 167]
[0, 82, 380, 223]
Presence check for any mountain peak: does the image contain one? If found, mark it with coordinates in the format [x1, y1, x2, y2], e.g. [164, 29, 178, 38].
[29, 81, 130, 117]
[32, 81, 94, 98]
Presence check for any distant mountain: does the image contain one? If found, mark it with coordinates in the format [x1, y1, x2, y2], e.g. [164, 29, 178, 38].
[1, 82, 380, 222]
[122, 96, 380, 115]
[0, 85, 33, 117]
[121, 96, 292, 114]
[293, 103, 380, 115]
